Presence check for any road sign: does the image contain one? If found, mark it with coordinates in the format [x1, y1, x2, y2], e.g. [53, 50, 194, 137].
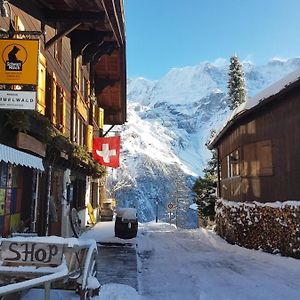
[167, 202, 174, 210]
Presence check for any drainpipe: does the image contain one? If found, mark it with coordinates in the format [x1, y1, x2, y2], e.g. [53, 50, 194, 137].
[45, 165, 52, 236]
[217, 148, 221, 198]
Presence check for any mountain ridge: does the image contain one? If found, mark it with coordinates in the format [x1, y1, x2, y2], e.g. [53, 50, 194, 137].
[109, 57, 300, 227]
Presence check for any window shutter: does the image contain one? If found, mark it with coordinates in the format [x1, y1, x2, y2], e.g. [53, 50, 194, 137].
[37, 54, 46, 115]
[62, 91, 66, 133]
[99, 108, 104, 129]
[86, 125, 93, 153]
[256, 140, 273, 176]
[52, 73, 57, 124]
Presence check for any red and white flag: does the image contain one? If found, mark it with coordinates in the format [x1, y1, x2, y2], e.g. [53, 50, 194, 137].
[93, 136, 120, 168]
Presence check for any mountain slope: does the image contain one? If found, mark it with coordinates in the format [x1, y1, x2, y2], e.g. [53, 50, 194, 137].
[109, 58, 300, 227]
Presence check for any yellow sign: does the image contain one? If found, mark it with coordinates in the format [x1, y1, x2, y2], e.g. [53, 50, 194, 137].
[0, 39, 39, 85]
[87, 202, 96, 224]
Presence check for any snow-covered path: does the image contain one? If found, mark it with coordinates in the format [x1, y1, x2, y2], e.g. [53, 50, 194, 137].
[137, 222, 300, 300]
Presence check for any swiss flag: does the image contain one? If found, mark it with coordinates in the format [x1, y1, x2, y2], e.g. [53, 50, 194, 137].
[93, 136, 120, 168]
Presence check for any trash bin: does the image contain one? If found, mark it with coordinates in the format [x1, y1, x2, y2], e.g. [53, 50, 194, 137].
[114, 208, 138, 239]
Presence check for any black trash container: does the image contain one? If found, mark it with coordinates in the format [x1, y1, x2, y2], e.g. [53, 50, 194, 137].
[114, 208, 138, 239]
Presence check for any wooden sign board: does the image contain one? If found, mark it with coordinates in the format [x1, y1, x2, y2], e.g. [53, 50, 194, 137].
[1, 241, 63, 267]
[16, 132, 46, 157]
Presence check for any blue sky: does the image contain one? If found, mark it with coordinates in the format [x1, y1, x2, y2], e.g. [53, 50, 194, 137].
[124, 0, 300, 80]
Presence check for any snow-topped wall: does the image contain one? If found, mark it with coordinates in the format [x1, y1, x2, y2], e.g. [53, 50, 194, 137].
[215, 199, 300, 258]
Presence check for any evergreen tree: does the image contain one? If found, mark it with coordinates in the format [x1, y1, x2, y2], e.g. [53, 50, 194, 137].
[192, 131, 218, 218]
[227, 54, 247, 110]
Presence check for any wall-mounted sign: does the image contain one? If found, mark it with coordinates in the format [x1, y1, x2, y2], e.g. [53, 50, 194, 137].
[0, 39, 39, 85]
[16, 132, 46, 157]
[0, 90, 36, 110]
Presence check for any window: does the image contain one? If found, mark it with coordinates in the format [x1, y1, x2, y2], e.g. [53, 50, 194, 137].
[242, 140, 273, 177]
[226, 149, 240, 178]
[45, 71, 53, 120]
[55, 85, 65, 132]
[83, 78, 89, 103]
[90, 182, 98, 208]
[77, 115, 86, 146]
[73, 178, 86, 209]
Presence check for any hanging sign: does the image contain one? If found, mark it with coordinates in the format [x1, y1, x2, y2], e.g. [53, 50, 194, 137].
[0, 39, 39, 85]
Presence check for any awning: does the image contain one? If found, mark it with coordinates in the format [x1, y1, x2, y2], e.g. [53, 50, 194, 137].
[0, 144, 44, 171]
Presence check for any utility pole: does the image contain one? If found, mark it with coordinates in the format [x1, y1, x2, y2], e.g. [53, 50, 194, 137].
[155, 197, 159, 223]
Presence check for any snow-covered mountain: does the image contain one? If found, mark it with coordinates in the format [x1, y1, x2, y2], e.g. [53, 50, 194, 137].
[109, 57, 300, 227]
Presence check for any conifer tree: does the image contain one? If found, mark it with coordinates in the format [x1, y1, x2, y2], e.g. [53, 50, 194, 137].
[192, 131, 218, 218]
[227, 54, 247, 110]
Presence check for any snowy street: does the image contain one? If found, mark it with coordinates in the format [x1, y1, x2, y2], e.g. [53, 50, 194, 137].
[137, 222, 300, 300]
[7, 221, 300, 300]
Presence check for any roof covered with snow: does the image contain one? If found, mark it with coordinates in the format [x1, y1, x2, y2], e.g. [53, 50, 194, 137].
[209, 67, 300, 148]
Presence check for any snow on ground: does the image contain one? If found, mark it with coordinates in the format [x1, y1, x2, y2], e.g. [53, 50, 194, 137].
[16, 221, 300, 300]
[96, 283, 141, 300]
[137, 222, 300, 300]
[80, 219, 136, 244]
[57, 221, 300, 300]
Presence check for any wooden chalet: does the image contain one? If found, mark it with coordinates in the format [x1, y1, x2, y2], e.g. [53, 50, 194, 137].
[0, 0, 126, 237]
[209, 69, 300, 257]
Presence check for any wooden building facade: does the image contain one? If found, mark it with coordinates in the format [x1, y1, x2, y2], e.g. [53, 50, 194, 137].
[0, 0, 126, 237]
[209, 69, 300, 258]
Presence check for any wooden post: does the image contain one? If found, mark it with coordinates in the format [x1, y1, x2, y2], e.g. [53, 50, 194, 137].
[44, 281, 51, 300]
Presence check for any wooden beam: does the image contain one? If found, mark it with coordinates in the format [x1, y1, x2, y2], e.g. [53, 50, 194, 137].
[95, 77, 119, 95]
[100, 0, 119, 47]
[82, 41, 105, 65]
[45, 22, 81, 50]
[70, 30, 107, 57]
[83, 41, 116, 65]
[10, 0, 46, 20]
[45, 10, 105, 23]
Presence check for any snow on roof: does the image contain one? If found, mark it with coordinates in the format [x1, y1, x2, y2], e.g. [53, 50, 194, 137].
[210, 67, 300, 148]
[242, 66, 300, 111]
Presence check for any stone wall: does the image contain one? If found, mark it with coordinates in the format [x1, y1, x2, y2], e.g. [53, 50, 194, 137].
[215, 199, 300, 258]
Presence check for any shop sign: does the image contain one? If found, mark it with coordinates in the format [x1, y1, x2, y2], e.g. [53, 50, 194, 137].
[0, 90, 36, 110]
[0, 39, 39, 85]
[1, 241, 63, 266]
